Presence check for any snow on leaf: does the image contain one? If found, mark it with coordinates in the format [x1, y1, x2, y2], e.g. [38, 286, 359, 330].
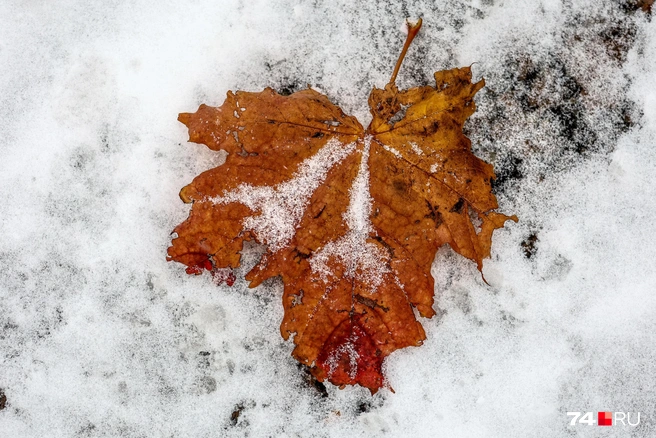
[167, 19, 517, 393]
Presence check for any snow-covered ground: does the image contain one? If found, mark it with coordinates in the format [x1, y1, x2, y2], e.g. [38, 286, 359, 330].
[1, 0, 655, 436]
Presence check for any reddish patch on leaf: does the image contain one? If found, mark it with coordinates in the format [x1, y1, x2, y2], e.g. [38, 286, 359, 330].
[212, 268, 236, 287]
[314, 317, 385, 392]
[184, 258, 213, 275]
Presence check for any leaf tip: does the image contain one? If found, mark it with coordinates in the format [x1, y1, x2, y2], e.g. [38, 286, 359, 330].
[179, 186, 193, 203]
[178, 112, 192, 126]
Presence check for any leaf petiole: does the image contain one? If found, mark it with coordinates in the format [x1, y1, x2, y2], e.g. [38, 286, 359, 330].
[389, 18, 423, 85]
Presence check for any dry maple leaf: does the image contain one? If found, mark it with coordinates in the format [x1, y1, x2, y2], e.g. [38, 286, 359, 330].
[168, 19, 517, 394]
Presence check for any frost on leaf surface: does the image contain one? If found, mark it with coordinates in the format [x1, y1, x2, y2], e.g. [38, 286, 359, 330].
[167, 20, 517, 393]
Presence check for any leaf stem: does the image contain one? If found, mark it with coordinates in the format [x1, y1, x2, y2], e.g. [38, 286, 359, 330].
[389, 18, 423, 85]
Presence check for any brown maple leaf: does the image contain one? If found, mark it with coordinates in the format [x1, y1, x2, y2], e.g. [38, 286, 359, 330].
[167, 19, 517, 393]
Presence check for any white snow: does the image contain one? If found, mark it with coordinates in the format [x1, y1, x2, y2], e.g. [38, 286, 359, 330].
[381, 144, 402, 158]
[1, 0, 655, 437]
[310, 136, 389, 288]
[212, 138, 355, 251]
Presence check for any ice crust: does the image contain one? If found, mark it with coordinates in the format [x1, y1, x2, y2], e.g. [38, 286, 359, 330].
[1, 0, 655, 437]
